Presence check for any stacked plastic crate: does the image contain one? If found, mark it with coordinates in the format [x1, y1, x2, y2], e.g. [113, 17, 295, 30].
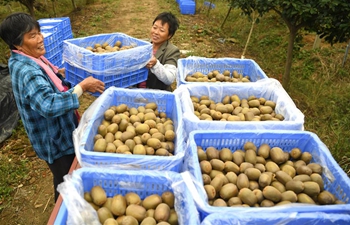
[172, 56, 350, 223]
[176, 0, 196, 15]
[38, 17, 73, 68]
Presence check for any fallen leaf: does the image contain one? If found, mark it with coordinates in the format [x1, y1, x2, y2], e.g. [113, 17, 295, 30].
[35, 204, 43, 208]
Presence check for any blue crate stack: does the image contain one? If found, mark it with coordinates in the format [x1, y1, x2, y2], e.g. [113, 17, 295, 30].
[41, 31, 61, 66]
[177, 0, 196, 15]
[38, 17, 73, 68]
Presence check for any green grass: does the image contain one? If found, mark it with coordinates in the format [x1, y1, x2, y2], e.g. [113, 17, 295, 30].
[0, 156, 29, 203]
[0, 120, 29, 205]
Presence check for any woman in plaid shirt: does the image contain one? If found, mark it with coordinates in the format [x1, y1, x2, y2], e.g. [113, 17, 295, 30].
[0, 13, 105, 201]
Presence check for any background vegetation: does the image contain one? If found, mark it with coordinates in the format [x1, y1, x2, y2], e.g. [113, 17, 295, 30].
[0, 0, 349, 206]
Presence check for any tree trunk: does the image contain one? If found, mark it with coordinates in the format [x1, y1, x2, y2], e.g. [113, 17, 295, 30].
[51, 0, 57, 17]
[207, 1, 214, 17]
[221, 6, 232, 29]
[241, 12, 257, 59]
[27, 4, 35, 18]
[283, 27, 297, 90]
[342, 39, 350, 67]
[19, 0, 36, 18]
[71, 0, 77, 10]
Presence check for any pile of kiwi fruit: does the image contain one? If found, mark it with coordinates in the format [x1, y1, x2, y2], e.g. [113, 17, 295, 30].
[93, 102, 176, 156]
[85, 40, 136, 54]
[185, 70, 251, 83]
[191, 94, 284, 121]
[198, 141, 345, 207]
[85, 185, 178, 225]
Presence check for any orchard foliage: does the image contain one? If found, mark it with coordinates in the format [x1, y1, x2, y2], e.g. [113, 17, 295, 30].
[227, 0, 350, 89]
[2, 0, 36, 17]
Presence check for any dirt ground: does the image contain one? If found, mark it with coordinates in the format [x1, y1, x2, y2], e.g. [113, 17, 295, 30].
[0, 0, 242, 224]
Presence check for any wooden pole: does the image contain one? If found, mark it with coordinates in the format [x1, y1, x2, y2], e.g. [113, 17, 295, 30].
[342, 39, 350, 67]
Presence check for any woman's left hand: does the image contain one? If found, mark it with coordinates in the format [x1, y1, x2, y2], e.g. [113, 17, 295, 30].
[58, 68, 66, 78]
[146, 55, 157, 69]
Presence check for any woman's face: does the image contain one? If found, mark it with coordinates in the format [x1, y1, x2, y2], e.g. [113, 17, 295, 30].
[17, 28, 45, 58]
[150, 20, 171, 45]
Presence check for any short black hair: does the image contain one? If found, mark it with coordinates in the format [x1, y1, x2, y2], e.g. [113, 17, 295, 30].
[153, 12, 180, 39]
[0, 12, 40, 50]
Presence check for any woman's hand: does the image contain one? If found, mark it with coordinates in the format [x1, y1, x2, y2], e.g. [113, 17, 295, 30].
[79, 76, 105, 93]
[58, 68, 66, 78]
[146, 55, 157, 69]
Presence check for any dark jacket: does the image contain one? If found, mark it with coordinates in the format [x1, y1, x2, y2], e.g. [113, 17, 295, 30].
[146, 40, 180, 91]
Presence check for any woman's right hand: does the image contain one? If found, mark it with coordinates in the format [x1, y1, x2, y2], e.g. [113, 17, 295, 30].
[79, 76, 105, 93]
[146, 55, 157, 69]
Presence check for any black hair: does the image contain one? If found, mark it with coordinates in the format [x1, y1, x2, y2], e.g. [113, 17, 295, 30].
[0, 12, 40, 50]
[153, 12, 180, 39]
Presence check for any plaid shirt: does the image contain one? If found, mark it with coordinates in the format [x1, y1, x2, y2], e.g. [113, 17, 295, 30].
[9, 52, 79, 164]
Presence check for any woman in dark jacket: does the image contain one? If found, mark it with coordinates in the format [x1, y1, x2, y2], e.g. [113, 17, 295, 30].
[139, 12, 180, 91]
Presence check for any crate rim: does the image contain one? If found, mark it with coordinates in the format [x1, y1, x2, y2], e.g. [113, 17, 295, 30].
[177, 57, 269, 87]
[63, 32, 152, 49]
[201, 211, 350, 224]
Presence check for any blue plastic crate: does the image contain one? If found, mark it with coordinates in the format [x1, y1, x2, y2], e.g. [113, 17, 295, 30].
[73, 87, 185, 171]
[46, 52, 63, 68]
[64, 29, 73, 40]
[174, 79, 305, 141]
[182, 130, 350, 220]
[203, 1, 215, 9]
[38, 19, 64, 41]
[201, 212, 350, 225]
[38, 17, 71, 32]
[180, 1, 196, 15]
[177, 57, 268, 87]
[64, 62, 148, 96]
[55, 168, 200, 225]
[42, 32, 61, 59]
[40, 24, 61, 36]
[38, 17, 71, 29]
[60, 18, 73, 40]
[39, 17, 73, 50]
[63, 32, 152, 76]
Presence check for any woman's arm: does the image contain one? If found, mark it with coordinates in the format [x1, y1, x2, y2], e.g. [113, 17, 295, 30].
[150, 47, 180, 85]
[150, 62, 177, 85]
